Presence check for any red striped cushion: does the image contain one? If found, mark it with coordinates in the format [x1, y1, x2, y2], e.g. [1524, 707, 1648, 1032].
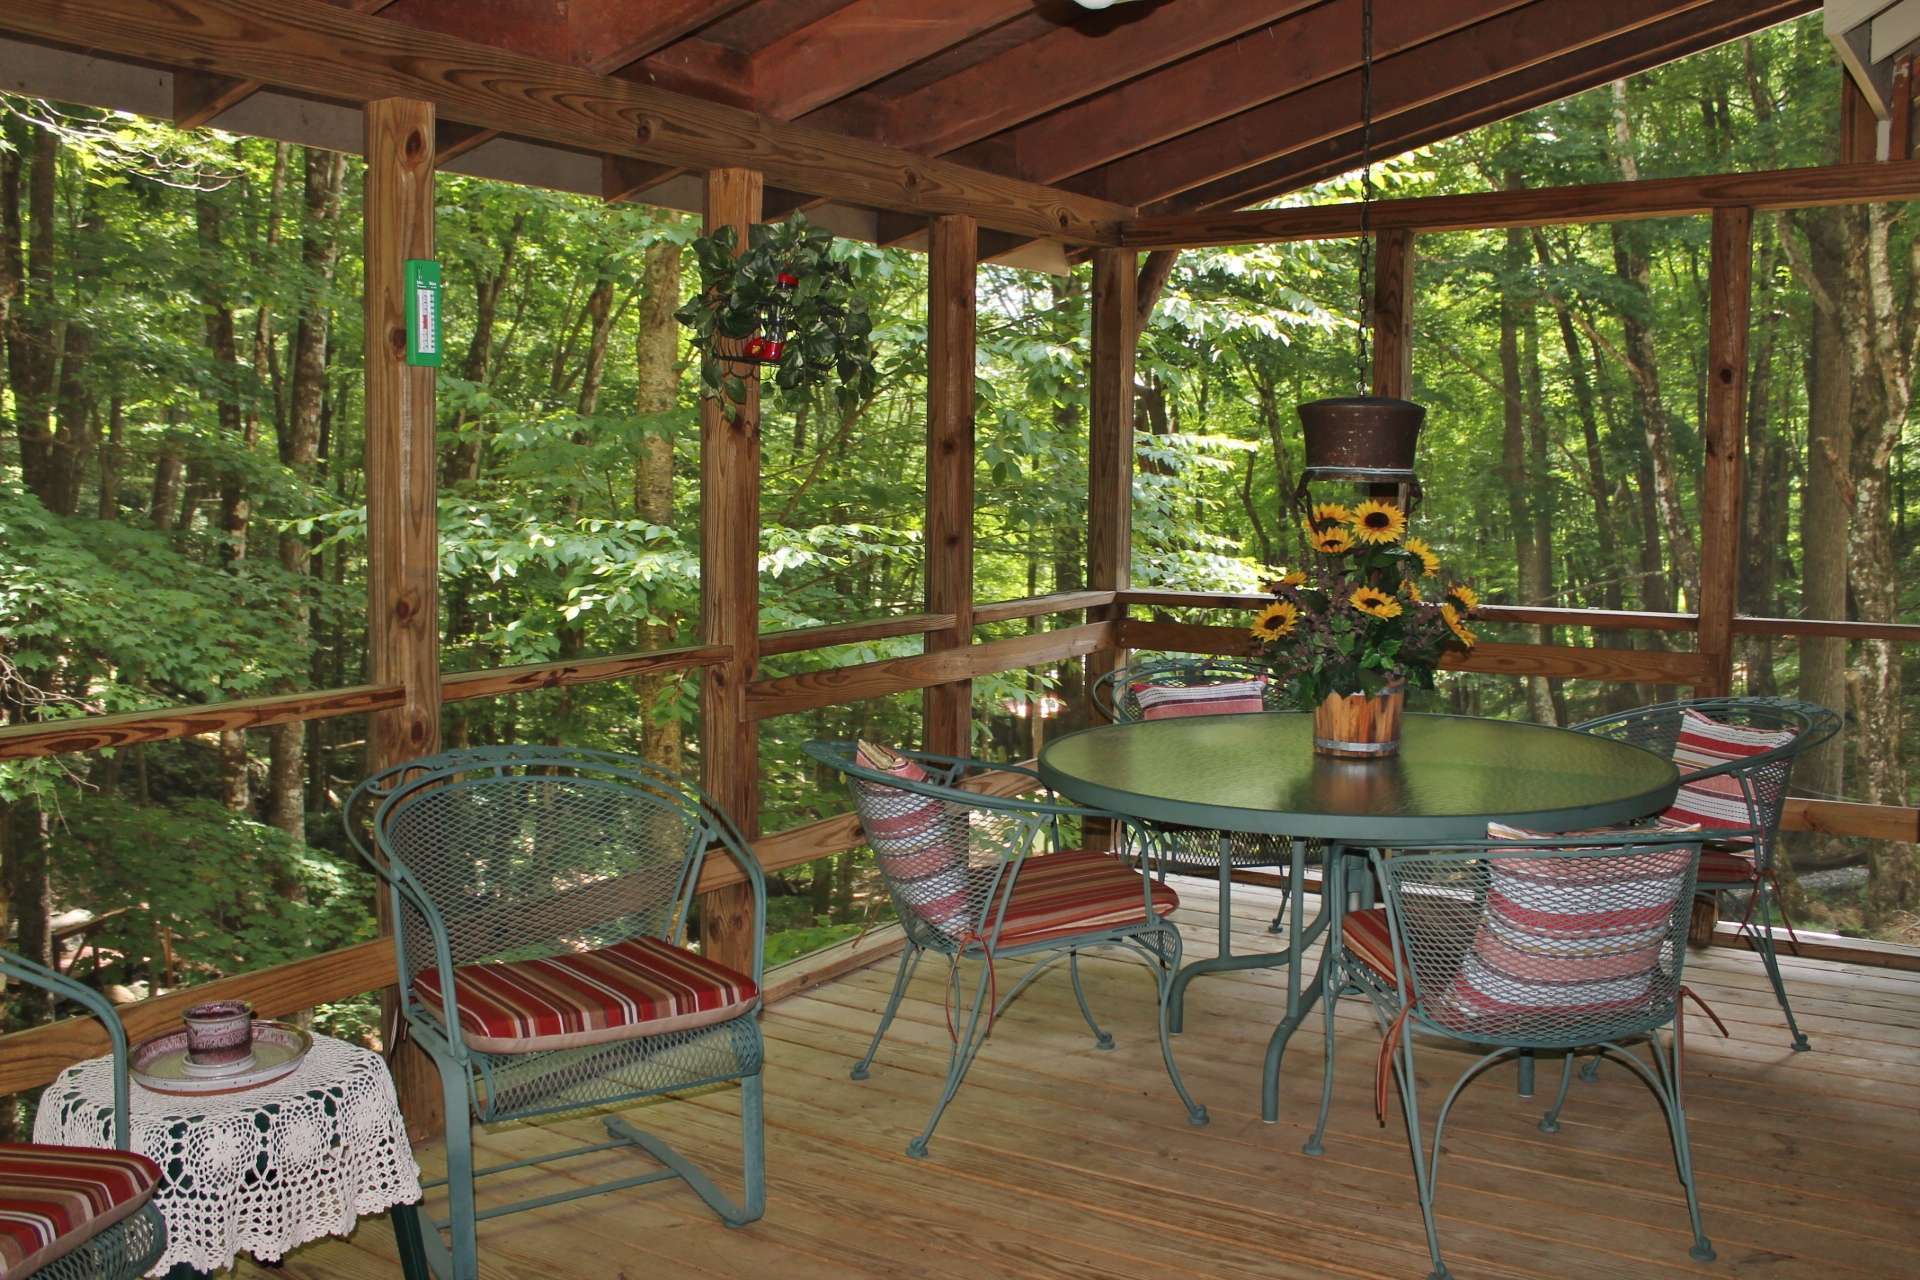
[1695, 845, 1758, 884]
[1663, 708, 1793, 830]
[0, 1144, 160, 1280]
[994, 849, 1178, 946]
[1132, 678, 1268, 720]
[852, 741, 971, 937]
[1435, 825, 1693, 1029]
[1342, 907, 1401, 983]
[414, 935, 759, 1053]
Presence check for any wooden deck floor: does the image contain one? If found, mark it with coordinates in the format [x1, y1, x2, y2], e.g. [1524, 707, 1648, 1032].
[241, 879, 1920, 1280]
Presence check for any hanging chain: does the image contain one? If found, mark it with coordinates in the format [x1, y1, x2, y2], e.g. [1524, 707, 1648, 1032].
[1355, 0, 1375, 393]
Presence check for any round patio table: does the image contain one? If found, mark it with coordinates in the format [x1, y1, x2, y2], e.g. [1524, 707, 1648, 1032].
[1037, 711, 1680, 1121]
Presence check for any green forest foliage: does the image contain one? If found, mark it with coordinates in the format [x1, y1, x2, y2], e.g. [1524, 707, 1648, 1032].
[1, 12, 1916, 1065]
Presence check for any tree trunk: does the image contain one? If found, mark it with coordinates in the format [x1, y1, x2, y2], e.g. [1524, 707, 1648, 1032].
[632, 239, 684, 771]
[267, 149, 346, 845]
[1610, 81, 1701, 607]
[1498, 218, 1553, 724]
[1794, 209, 1852, 812]
[442, 211, 525, 485]
[9, 123, 58, 510]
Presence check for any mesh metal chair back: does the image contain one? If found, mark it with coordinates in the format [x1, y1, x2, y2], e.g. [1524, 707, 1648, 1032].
[351, 746, 745, 992]
[1570, 697, 1840, 871]
[1091, 656, 1288, 723]
[804, 740, 1076, 951]
[1373, 832, 1705, 1049]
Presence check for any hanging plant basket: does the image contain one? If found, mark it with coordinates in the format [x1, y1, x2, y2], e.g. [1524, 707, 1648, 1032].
[675, 213, 877, 409]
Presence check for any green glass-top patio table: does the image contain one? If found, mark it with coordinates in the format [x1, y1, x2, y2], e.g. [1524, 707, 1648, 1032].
[1037, 711, 1679, 1121]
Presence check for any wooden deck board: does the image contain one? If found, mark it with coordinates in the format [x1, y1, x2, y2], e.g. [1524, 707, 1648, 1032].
[237, 878, 1920, 1280]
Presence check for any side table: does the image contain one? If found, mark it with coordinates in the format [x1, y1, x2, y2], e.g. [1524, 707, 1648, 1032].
[34, 1032, 426, 1278]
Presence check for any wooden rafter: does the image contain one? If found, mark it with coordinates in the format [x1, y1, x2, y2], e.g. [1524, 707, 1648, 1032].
[1154, 0, 1813, 212]
[953, 0, 1537, 187]
[172, 0, 399, 129]
[0, 0, 1130, 243]
[1071, 0, 1731, 207]
[804, 0, 1291, 157]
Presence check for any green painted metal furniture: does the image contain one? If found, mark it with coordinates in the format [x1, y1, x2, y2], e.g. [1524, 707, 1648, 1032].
[1092, 656, 1302, 934]
[804, 740, 1207, 1156]
[1571, 696, 1840, 1050]
[1036, 711, 1681, 1120]
[1303, 832, 1715, 1280]
[0, 950, 168, 1280]
[347, 746, 766, 1280]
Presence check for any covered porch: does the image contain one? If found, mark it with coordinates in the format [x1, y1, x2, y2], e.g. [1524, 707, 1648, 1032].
[237, 877, 1920, 1280]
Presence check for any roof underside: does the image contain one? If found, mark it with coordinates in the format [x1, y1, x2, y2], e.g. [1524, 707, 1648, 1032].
[380, 0, 1815, 223]
[0, 0, 1817, 259]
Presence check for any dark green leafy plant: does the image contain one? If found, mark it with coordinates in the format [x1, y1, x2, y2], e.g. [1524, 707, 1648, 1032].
[675, 213, 877, 409]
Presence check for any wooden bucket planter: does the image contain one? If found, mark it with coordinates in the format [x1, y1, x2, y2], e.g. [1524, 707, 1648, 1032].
[1312, 685, 1405, 758]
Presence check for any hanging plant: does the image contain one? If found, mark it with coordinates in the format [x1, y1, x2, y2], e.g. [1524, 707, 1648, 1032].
[674, 213, 877, 410]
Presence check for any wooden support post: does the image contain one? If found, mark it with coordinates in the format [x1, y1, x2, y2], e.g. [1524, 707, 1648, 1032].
[924, 214, 978, 756]
[1370, 228, 1416, 399]
[1086, 248, 1137, 848]
[698, 167, 764, 977]
[1697, 204, 1752, 698]
[364, 97, 442, 1141]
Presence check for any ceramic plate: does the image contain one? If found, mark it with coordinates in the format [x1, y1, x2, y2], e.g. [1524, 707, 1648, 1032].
[131, 1020, 314, 1096]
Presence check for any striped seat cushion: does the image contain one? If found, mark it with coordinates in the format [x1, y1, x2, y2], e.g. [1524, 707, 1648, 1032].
[0, 1144, 160, 1280]
[1695, 844, 1758, 884]
[994, 849, 1178, 946]
[1434, 824, 1694, 1031]
[1132, 678, 1268, 720]
[1341, 907, 1401, 983]
[852, 741, 972, 938]
[413, 935, 759, 1053]
[1662, 708, 1794, 830]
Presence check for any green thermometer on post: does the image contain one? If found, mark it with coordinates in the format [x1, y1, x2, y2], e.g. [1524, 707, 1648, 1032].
[405, 258, 442, 367]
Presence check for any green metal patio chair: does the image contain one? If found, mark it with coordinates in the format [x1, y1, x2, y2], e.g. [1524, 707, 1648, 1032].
[1571, 696, 1841, 1050]
[1092, 656, 1307, 935]
[348, 746, 766, 1280]
[1302, 830, 1715, 1280]
[0, 951, 168, 1280]
[804, 739, 1207, 1156]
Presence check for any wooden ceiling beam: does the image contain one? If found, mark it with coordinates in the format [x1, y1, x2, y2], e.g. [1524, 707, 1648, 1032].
[2, 0, 1130, 243]
[747, 0, 1031, 121]
[171, 0, 397, 129]
[802, 0, 1288, 157]
[1118, 157, 1920, 248]
[376, 0, 751, 71]
[948, 0, 1539, 186]
[1073, 0, 1724, 207]
[1157, 0, 1812, 214]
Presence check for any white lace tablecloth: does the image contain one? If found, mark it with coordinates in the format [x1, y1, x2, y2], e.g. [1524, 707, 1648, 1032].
[34, 1033, 422, 1275]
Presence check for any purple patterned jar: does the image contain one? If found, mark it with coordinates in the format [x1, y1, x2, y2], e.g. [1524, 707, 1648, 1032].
[182, 1000, 254, 1065]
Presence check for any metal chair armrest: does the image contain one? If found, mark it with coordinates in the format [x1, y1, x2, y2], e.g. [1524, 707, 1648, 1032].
[1, 950, 134, 1148]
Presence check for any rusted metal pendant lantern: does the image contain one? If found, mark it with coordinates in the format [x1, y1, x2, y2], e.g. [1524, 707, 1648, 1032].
[1296, 395, 1424, 484]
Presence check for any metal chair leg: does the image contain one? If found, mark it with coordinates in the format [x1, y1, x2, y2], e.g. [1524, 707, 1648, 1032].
[1743, 884, 1811, 1051]
[1302, 957, 1342, 1154]
[908, 958, 995, 1158]
[1069, 950, 1116, 1049]
[438, 1061, 480, 1280]
[1538, 1052, 1576, 1132]
[1392, 1031, 1453, 1280]
[1144, 926, 1208, 1127]
[852, 945, 922, 1080]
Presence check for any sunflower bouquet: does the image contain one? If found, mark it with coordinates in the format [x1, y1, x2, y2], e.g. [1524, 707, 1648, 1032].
[1249, 499, 1479, 711]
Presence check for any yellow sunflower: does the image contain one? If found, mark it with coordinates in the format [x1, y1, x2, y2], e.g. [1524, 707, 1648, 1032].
[1308, 501, 1352, 530]
[1404, 536, 1440, 577]
[1277, 569, 1307, 588]
[1400, 577, 1424, 603]
[1351, 587, 1403, 620]
[1349, 499, 1407, 545]
[1442, 602, 1478, 648]
[1250, 599, 1300, 641]
[1446, 583, 1481, 614]
[1313, 527, 1355, 554]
